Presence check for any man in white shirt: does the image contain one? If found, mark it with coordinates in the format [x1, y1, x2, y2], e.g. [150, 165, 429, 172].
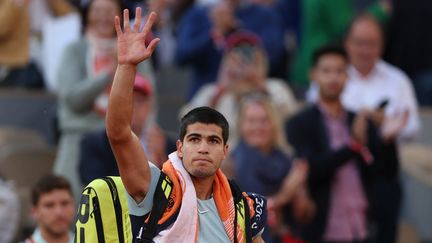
[343, 14, 421, 243]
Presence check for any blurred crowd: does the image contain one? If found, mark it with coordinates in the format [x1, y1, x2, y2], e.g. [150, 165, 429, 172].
[0, 0, 431, 242]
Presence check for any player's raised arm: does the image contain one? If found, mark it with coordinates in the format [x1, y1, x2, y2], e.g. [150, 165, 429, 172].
[106, 7, 159, 203]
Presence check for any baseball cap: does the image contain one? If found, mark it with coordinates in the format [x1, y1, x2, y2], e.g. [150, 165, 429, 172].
[224, 31, 262, 53]
[133, 74, 152, 96]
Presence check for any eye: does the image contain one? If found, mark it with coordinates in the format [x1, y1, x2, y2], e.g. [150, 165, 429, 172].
[61, 200, 71, 207]
[210, 138, 221, 144]
[189, 137, 200, 143]
[44, 202, 55, 209]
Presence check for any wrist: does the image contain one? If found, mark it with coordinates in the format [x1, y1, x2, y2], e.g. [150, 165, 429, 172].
[350, 139, 373, 165]
[116, 63, 137, 71]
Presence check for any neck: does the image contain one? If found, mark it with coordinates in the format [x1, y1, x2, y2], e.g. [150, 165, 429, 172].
[319, 98, 343, 118]
[40, 228, 69, 243]
[192, 176, 215, 200]
[258, 143, 273, 155]
[354, 62, 376, 78]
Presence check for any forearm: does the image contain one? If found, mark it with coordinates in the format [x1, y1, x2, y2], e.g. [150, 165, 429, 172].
[271, 175, 298, 207]
[106, 64, 136, 141]
[107, 64, 151, 202]
[307, 146, 359, 181]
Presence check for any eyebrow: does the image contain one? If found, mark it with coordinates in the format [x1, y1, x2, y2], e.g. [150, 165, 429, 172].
[186, 133, 223, 141]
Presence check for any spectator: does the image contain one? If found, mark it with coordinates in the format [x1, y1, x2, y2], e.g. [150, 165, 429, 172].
[175, 0, 285, 99]
[0, 0, 41, 88]
[342, 14, 420, 243]
[180, 31, 297, 147]
[53, 0, 155, 200]
[225, 92, 311, 242]
[54, 0, 120, 200]
[29, 0, 80, 92]
[290, 0, 391, 91]
[0, 0, 78, 89]
[79, 75, 175, 186]
[23, 175, 75, 243]
[286, 45, 388, 242]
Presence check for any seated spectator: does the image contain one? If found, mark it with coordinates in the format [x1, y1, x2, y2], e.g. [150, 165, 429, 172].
[175, 0, 285, 99]
[23, 174, 75, 243]
[54, 0, 155, 200]
[180, 31, 297, 148]
[79, 75, 175, 186]
[286, 45, 390, 242]
[224, 92, 312, 242]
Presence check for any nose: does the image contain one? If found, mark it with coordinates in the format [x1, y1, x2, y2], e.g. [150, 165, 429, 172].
[198, 141, 209, 154]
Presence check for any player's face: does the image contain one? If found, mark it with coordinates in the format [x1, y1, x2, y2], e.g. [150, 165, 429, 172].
[177, 123, 228, 178]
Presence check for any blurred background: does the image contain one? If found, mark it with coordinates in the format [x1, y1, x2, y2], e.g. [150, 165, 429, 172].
[0, 0, 431, 242]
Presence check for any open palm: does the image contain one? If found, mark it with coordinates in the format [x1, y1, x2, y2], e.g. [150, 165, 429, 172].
[115, 8, 159, 65]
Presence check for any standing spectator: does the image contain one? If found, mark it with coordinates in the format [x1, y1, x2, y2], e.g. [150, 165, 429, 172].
[286, 45, 387, 242]
[175, 0, 285, 99]
[342, 14, 421, 243]
[79, 75, 175, 186]
[180, 31, 297, 148]
[23, 175, 75, 243]
[385, 0, 432, 106]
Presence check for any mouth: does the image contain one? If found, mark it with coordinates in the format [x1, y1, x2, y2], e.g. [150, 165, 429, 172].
[192, 158, 213, 164]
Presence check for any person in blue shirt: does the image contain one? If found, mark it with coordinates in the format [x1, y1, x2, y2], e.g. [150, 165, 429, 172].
[175, 0, 285, 99]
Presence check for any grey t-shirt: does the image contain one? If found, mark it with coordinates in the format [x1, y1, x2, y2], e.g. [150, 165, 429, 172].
[126, 162, 230, 242]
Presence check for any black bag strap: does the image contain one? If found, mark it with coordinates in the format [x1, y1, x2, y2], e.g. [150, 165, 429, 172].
[228, 179, 252, 243]
[136, 171, 173, 243]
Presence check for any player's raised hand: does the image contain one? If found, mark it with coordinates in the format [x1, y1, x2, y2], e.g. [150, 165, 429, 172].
[115, 7, 160, 65]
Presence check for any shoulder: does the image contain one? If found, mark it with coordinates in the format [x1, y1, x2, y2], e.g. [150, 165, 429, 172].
[378, 60, 412, 86]
[288, 105, 319, 124]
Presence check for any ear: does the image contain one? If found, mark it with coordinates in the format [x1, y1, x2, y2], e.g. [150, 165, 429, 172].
[308, 69, 315, 82]
[344, 38, 350, 52]
[31, 206, 38, 220]
[176, 140, 183, 158]
[222, 144, 229, 159]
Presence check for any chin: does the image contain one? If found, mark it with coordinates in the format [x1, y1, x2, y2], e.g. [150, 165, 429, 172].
[190, 168, 216, 178]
